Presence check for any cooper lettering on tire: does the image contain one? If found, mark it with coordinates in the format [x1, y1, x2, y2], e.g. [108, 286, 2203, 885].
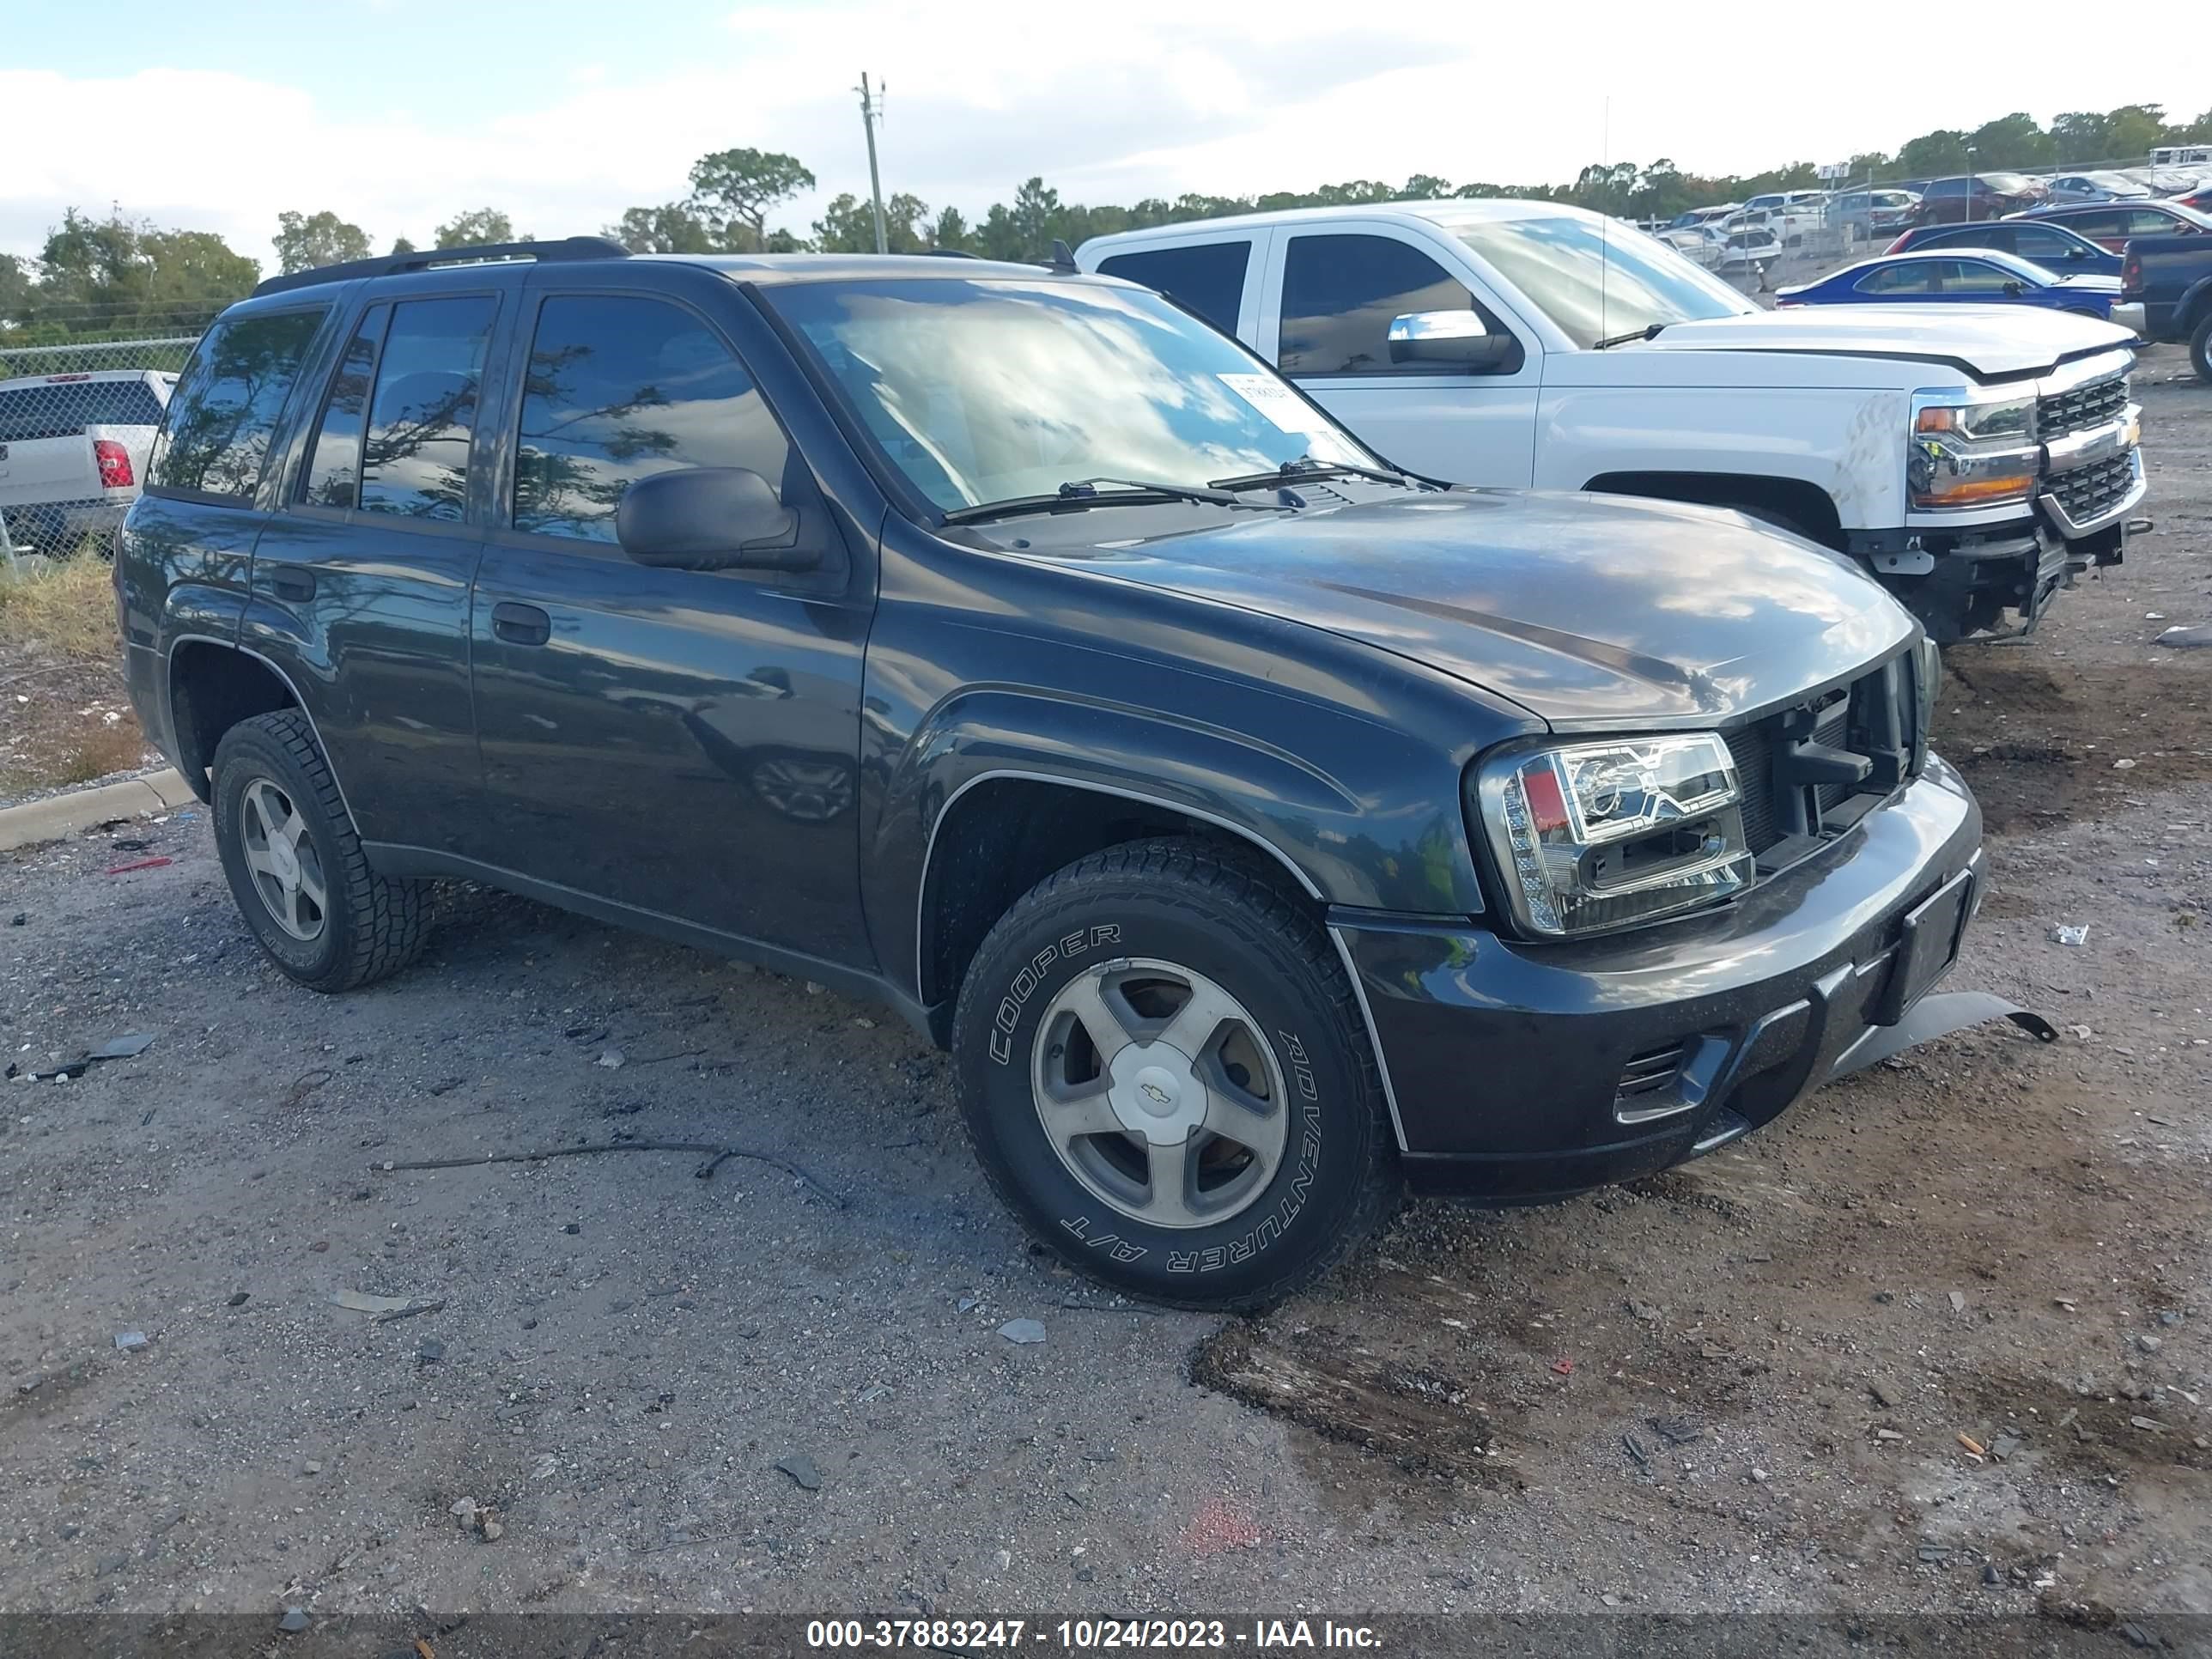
[952, 837, 1396, 1311]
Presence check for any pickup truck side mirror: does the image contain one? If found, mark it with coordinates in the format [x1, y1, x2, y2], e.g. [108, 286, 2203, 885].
[616, 467, 821, 573]
[1387, 311, 1523, 373]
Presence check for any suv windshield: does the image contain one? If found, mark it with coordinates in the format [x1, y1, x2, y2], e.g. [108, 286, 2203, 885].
[764, 276, 1376, 515]
[1446, 216, 1753, 349]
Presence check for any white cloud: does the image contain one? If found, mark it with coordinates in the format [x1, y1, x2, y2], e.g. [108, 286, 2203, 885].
[4, 2, 2206, 265]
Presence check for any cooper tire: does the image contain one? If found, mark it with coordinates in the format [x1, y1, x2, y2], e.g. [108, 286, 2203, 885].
[951, 838, 1398, 1310]
[211, 710, 430, 993]
[2191, 310, 2212, 384]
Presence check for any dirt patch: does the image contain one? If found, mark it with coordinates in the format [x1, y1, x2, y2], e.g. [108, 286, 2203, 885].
[1192, 1319, 1507, 1483]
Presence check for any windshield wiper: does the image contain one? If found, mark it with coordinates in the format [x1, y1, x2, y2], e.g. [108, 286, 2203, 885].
[1592, 322, 1670, 350]
[1207, 455, 1416, 491]
[939, 476, 1244, 526]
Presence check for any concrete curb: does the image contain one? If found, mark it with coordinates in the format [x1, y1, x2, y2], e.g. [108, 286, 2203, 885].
[0, 769, 198, 853]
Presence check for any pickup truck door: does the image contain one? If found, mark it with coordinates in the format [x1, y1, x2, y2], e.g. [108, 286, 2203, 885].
[465, 282, 872, 963]
[1258, 225, 1540, 487]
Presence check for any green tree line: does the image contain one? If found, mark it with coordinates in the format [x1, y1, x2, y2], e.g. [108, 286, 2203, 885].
[5, 100, 2209, 342]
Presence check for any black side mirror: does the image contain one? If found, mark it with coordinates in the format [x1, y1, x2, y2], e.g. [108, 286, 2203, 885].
[616, 467, 819, 572]
[2002, 280, 2024, 296]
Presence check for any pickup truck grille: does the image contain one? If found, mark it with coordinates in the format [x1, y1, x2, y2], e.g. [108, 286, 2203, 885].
[2046, 453, 2136, 526]
[2037, 373, 2128, 441]
[1723, 662, 1917, 860]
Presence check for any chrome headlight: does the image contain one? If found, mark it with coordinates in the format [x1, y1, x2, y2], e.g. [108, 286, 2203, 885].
[1908, 392, 2038, 510]
[1473, 733, 1753, 938]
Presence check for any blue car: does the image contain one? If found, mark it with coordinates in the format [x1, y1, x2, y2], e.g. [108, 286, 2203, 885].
[1776, 248, 2124, 321]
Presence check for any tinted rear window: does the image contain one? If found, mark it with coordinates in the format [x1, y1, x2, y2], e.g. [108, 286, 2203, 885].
[358, 296, 496, 520]
[0, 379, 167, 445]
[149, 311, 327, 500]
[1096, 241, 1251, 334]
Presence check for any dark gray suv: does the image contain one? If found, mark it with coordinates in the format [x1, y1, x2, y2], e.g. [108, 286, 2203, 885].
[118, 237, 2012, 1308]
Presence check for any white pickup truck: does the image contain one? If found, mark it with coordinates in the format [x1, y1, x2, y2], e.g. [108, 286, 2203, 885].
[0, 368, 173, 556]
[1078, 199, 2147, 641]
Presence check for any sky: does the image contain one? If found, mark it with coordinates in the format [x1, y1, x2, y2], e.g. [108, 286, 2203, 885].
[4, 0, 2203, 266]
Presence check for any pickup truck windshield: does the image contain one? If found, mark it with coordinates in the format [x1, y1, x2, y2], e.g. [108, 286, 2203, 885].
[766, 277, 1376, 515]
[1450, 217, 1754, 349]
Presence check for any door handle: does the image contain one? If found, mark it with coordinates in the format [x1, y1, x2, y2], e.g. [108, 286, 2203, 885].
[491, 601, 551, 647]
[269, 568, 316, 602]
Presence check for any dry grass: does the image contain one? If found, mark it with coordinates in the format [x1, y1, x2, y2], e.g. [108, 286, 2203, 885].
[0, 553, 149, 801]
[0, 554, 120, 664]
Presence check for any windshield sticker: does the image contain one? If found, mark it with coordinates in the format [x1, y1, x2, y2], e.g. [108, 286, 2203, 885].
[1218, 373, 1329, 434]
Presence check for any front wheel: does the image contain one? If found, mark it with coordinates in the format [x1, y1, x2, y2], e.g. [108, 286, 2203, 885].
[2191, 311, 2212, 384]
[951, 839, 1398, 1310]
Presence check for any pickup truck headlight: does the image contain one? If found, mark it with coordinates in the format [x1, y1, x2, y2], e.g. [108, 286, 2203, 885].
[1909, 393, 2038, 509]
[1474, 733, 1753, 938]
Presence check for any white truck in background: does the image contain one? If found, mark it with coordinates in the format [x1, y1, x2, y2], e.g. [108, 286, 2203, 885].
[0, 368, 174, 556]
[1078, 198, 2147, 642]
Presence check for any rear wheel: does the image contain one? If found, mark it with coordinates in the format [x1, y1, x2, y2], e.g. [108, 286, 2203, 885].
[2191, 310, 2212, 384]
[951, 839, 1397, 1310]
[211, 711, 430, 992]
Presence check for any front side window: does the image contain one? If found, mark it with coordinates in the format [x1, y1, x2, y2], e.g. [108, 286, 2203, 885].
[147, 309, 326, 500]
[358, 297, 496, 521]
[764, 276, 1376, 514]
[1096, 241, 1251, 336]
[1278, 234, 1473, 374]
[2008, 227, 2079, 263]
[512, 295, 790, 544]
[1450, 215, 1753, 349]
[1945, 261, 2017, 295]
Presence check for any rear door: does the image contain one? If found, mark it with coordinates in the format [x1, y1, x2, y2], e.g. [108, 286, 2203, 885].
[248, 284, 514, 854]
[1261, 226, 1540, 486]
[465, 275, 872, 960]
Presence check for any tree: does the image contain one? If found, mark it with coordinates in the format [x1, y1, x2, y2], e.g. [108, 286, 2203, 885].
[1964, 112, 2050, 170]
[433, 208, 519, 249]
[0, 253, 32, 330]
[272, 210, 372, 275]
[2105, 104, 2168, 161]
[811, 191, 930, 253]
[687, 148, 815, 251]
[28, 208, 258, 336]
[2051, 111, 2111, 163]
[1899, 129, 1971, 177]
[391, 236, 417, 256]
[606, 203, 716, 253]
[929, 205, 973, 252]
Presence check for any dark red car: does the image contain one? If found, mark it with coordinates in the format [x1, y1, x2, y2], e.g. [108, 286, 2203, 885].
[1912, 173, 2046, 224]
[2008, 198, 2212, 252]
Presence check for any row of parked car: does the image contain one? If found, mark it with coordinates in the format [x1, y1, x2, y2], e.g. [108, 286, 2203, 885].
[1651, 154, 2212, 282]
[108, 213, 2133, 1304]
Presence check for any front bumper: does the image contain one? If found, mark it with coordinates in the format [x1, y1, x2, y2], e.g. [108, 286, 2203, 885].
[1336, 758, 1989, 1200]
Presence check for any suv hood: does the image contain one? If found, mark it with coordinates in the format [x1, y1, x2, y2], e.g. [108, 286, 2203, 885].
[1641, 304, 2134, 378]
[1063, 490, 1914, 728]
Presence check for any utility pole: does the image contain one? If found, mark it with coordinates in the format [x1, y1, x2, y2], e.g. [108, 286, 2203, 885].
[858, 72, 888, 255]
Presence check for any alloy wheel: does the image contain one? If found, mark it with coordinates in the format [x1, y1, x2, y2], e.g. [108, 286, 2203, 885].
[1030, 957, 1290, 1230]
[239, 777, 328, 942]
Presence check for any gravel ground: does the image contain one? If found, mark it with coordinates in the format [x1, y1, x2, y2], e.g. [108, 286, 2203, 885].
[1, 355, 2206, 1632]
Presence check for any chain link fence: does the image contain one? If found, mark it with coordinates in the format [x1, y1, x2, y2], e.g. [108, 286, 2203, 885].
[0, 335, 198, 565]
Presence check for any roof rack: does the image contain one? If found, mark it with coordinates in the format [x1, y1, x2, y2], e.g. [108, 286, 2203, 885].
[252, 235, 629, 298]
